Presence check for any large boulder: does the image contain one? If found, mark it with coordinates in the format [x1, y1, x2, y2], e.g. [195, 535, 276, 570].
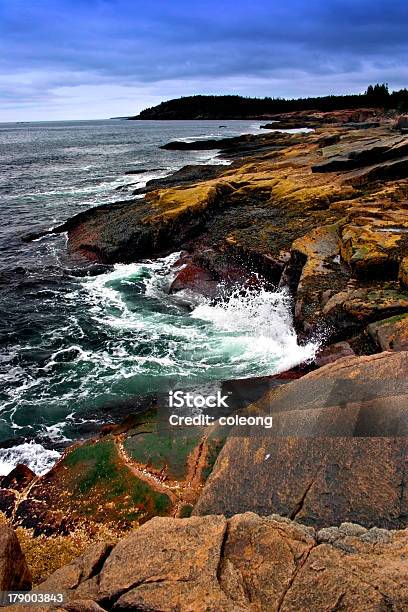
[12, 512, 408, 611]
[193, 352, 408, 529]
[287, 222, 350, 334]
[39, 515, 234, 610]
[0, 465, 36, 520]
[36, 542, 113, 594]
[320, 287, 408, 340]
[367, 313, 408, 351]
[339, 223, 408, 278]
[169, 261, 218, 298]
[284, 213, 408, 340]
[0, 524, 31, 591]
[394, 115, 408, 132]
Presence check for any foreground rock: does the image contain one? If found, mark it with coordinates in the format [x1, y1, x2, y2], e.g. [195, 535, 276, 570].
[11, 512, 408, 611]
[0, 524, 31, 591]
[194, 351, 408, 529]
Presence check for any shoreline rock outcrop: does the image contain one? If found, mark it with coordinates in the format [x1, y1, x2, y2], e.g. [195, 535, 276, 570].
[40, 114, 408, 352]
[193, 351, 408, 529]
[8, 512, 408, 611]
[7, 111, 408, 602]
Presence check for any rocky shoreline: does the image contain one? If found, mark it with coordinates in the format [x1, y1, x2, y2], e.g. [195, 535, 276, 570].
[4, 512, 408, 611]
[53, 109, 408, 346]
[3, 110, 408, 608]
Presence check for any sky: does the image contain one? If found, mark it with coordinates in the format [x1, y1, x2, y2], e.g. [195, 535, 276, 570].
[0, 0, 407, 122]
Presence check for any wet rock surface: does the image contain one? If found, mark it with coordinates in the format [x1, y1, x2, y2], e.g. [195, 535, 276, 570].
[160, 131, 303, 157]
[0, 412, 206, 536]
[314, 340, 355, 366]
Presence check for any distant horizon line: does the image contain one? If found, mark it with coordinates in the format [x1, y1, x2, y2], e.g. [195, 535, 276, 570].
[0, 117, 126, 124]
[0, 117, 278, 124]
[2, 83, 406, 124]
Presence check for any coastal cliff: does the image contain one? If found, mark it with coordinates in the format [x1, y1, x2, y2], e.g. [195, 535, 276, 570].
[3, 111, 408, 607]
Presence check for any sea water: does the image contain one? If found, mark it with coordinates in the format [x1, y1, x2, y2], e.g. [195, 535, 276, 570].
[0, 119, 317, 474]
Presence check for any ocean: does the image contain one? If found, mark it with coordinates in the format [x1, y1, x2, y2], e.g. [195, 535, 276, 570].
[0, 119, 316, 474]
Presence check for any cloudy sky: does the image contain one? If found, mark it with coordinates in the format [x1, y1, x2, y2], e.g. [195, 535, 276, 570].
[0, 0, 407, 122]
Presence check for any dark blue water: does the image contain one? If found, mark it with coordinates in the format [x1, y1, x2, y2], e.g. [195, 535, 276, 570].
[0, 119, 316, 474]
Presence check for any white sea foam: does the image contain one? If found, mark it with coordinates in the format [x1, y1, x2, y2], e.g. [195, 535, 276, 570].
[192, 150, 231, 165]
[2, 252, 318, 429]
[2, 120, 320, 461]
[81, 254, 318, 380]
[0, 442, 61, 476]
[191, 285, 318, 372]
[84, 252, 180, 311]
[267, 128, 315, 134]
[39, 417, 73, 444]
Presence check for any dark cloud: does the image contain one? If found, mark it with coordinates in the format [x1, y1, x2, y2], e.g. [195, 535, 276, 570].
[0, 0, 407, 120]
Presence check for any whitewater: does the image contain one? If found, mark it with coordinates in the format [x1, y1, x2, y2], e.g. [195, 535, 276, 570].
[0, 119, 317, 475]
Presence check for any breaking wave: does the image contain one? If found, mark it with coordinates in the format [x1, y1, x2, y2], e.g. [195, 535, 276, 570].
[1, 253, 318, 449]
[0, 119, 320, 475]
[0, 442, 61, 476]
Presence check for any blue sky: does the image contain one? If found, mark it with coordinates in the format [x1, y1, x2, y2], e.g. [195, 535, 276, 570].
[0, 0, 407, 121]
